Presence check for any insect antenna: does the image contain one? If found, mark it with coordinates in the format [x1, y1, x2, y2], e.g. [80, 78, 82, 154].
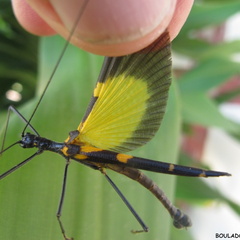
[22, 0, 90, 135]
[0, 0, 90, 182]
[1, 0, 89, 162]
[0, 104, 44, 179]
[0, 105, 39, 157]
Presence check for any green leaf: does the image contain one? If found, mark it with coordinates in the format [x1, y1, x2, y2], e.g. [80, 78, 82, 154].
[174, 39, 240, 61]
[176, 174, 240, 216]
[175, 154, 240, 215]
[178, 58, 240, 93]
[215, 87, 240, 103]
[181, 1, 240, 32]
[0, 2, 38, 110]
[0, 35, 181, 240]
[181, 92, 240, 132]
[173, 38, 211, 57]
[196, 41, 240, 61]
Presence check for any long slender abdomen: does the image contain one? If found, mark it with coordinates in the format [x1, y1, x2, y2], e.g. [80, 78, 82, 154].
[106, 164, 192, 229]
[81, 150, 230, 177]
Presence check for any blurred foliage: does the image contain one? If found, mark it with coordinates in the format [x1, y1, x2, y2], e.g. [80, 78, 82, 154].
[0, 0, 38, 110]
[173, 1, 240, 132]
[171, 0, 240, 238]
[0, 0, 240, 240]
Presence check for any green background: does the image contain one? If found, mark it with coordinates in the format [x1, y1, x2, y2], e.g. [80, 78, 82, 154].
[0, 0, 240, 240]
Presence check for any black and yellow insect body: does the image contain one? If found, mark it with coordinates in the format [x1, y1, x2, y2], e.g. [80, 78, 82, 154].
[0, 32, 230, 240]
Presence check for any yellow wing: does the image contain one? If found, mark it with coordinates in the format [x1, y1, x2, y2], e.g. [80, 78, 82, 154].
[72, 32, 171, 152]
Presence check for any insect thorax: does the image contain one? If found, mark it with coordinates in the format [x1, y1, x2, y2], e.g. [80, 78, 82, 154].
[20, 133, 66, 153]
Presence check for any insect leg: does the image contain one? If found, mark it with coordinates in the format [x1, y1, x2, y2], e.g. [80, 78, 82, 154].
[57, 157, 73, 240]
[0, 150, 42, 180]
[100, 168, 149, 233]
[107, 164, 192, 229]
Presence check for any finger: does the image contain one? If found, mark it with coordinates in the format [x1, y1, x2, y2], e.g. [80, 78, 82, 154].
[168, 0, 194, 39]
[12, 0, 55, 36]
[12, 0, 193, 56]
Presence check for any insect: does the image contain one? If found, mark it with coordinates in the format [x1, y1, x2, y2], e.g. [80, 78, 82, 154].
[0, 2, 231, 240]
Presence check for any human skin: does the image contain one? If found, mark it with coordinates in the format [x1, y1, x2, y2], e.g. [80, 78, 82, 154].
[12, 0, 193, 56]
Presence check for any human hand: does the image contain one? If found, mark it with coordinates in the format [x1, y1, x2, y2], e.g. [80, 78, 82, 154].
[12, 0, 193, 56]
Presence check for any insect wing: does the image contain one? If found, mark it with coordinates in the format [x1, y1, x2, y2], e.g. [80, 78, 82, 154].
[75, 32, 172, 152]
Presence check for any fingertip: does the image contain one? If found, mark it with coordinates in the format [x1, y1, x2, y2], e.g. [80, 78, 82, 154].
[12, 0, 55, 36]
[168, 0, 194, 40]
[52, 0, 176, 55]
[12, 0, 194, 55]
[71, 21, 172, 56]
